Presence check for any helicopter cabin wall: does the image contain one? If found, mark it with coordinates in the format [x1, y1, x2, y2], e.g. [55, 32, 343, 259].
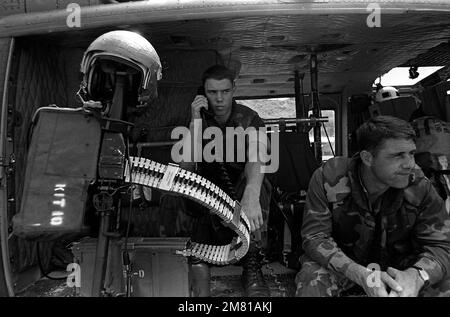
[0, 36, 14, 296]
[4, 36, 76, 290]
[420, 81, 450, 122]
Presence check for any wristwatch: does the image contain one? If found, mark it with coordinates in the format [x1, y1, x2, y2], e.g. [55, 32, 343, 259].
[411, 265, 430, 288]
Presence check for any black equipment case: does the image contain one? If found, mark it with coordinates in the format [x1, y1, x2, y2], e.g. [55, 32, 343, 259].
[13, 107, 102, 240]
[71, 237, 191, 297]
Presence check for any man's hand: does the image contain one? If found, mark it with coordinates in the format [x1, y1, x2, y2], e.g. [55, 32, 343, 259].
[363, 270, 404, 297]
[240, 189, 263, 232]
[191, 95, 208, 120]
[385, 267, 423, 297]
[346, 263, 403, 297]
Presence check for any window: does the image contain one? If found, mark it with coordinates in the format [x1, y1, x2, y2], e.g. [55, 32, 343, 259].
[238, 98, 336, 161]
[238, 98, 296, 119]
[373, 66, 444, 87]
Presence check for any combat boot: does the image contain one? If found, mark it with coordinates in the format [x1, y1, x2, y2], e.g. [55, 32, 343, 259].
[241, 243, 270, 297]
[189, 258, 211, 297]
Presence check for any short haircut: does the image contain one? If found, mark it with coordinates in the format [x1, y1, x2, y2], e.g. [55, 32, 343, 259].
[201, 65, 235, 87]
[356, 115, 416, 154]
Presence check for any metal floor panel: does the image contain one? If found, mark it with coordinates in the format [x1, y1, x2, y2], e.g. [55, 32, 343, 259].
[15, 261, 296, 297]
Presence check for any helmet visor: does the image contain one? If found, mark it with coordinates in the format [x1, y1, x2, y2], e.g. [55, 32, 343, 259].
[87, 56, 143, 106]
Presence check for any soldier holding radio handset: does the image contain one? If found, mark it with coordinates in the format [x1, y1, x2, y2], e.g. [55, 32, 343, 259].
[179, 65, 272, 297]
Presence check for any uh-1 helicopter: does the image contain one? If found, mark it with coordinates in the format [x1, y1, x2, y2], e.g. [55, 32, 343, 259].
[0, 0, 449, 297]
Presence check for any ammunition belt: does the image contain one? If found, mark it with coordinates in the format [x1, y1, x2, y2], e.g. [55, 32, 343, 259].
[125, 156, 250, 265]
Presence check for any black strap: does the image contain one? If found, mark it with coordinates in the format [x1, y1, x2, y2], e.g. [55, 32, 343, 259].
[367, 211, 382, 267]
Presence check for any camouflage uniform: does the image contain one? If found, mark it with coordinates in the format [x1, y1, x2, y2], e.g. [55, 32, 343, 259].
[189, 101, 271, 247]
[296, 156, 450, 297]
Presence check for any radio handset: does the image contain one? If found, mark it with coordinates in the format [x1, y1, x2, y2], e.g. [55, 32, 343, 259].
[197, 86, 214, 120]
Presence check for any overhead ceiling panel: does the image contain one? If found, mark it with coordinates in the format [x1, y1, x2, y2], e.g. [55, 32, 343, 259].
[15, 10, 450, 97]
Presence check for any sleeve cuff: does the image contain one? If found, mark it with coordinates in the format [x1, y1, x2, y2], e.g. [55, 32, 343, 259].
[414, 257, 445, 285]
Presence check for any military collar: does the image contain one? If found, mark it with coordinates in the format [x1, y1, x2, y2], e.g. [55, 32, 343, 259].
[348, 155, 371, 212]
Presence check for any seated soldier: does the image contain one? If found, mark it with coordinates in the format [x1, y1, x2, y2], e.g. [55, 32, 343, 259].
[174, 65, 272, 297]
[295, 115, 450, 297]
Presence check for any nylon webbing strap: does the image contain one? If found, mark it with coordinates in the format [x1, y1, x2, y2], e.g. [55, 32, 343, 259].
[124, 156, 250, 265]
